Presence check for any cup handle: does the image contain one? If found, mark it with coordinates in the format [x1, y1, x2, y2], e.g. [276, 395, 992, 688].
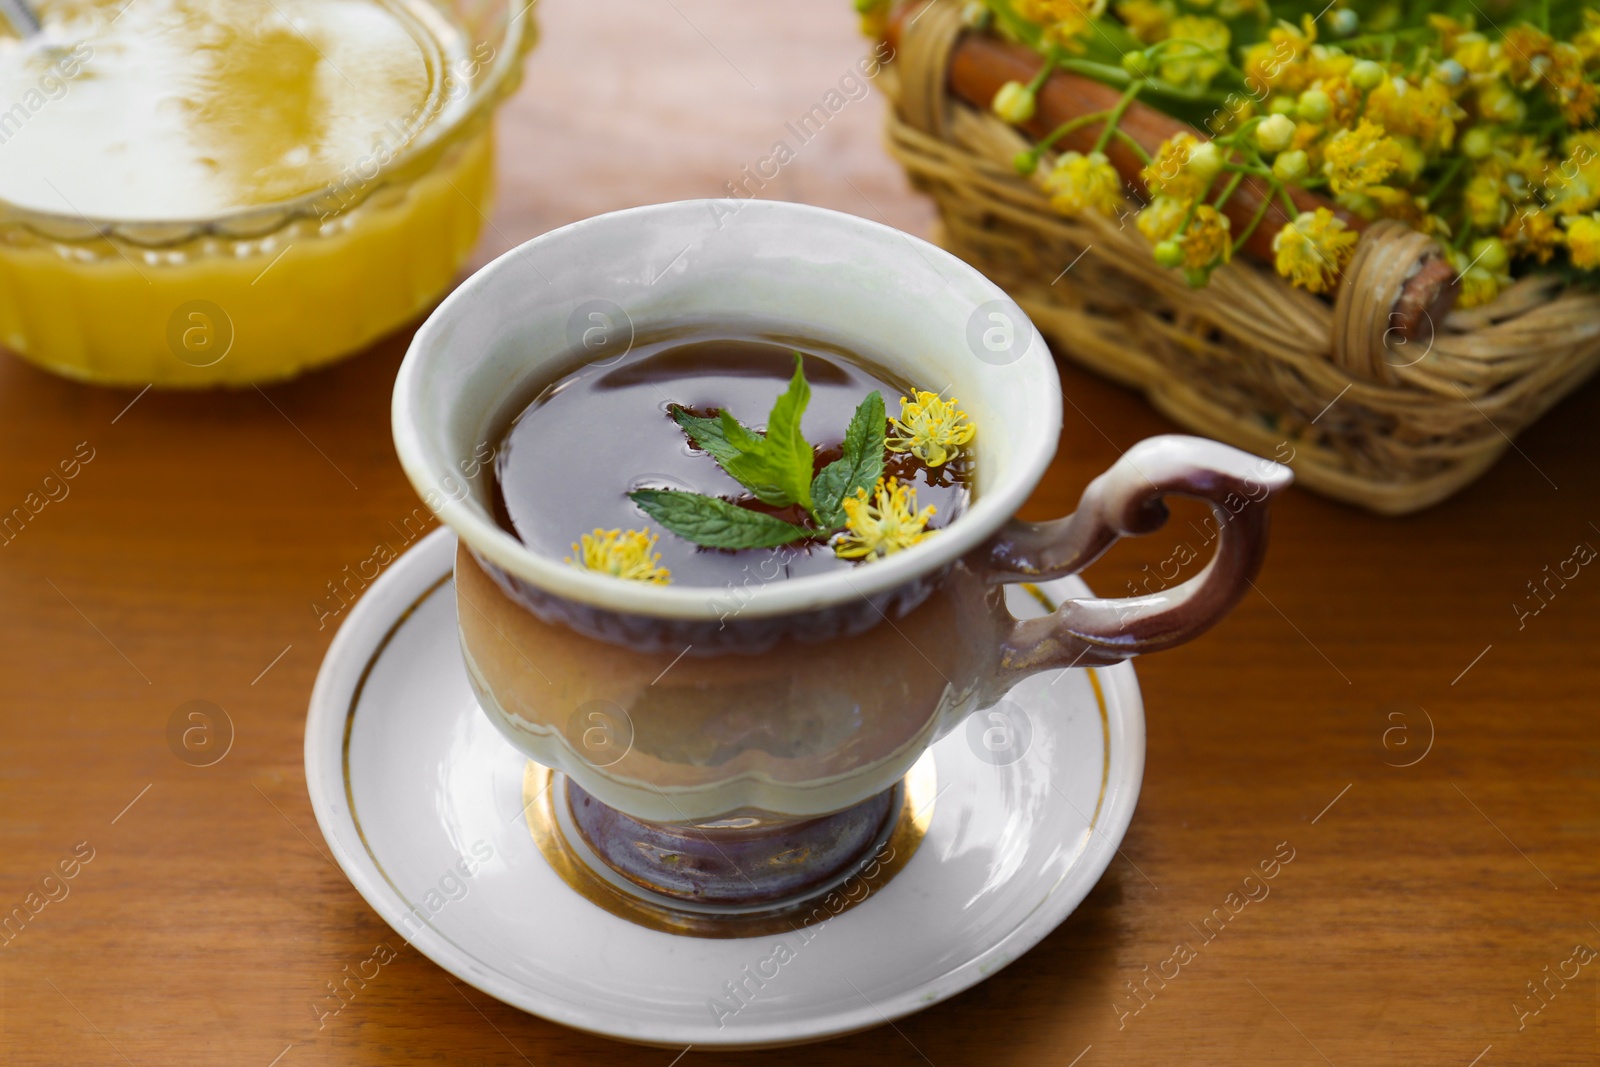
[981, 435, 1293, 685]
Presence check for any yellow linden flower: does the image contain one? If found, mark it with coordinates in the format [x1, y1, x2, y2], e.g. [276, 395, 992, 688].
[1158, 16, 1230, 89]
[1502, 24, 1557, 86]
[1427, 14, 1474, 53]
[1564, 213, 1600, 270]
[1242, 14, 1317, 91]
[1240, 42, 1284, 91]
[1136, 195, 1188, 243]
[1447, 251, 1504, 310]
[1501, 208, 1563, 265]
[887, 391, 976, 467]
[1270, 14, 1317, 55]
[1043, 151, 1123, 216]
[833, 478, 937, 561]
[1364, 77, 1461, 152]
[1548, 133, 1600, 215]
[1498, 26, 1595, 123]
[1322, 120, 1403, 196]
[1015, 0, 1102, 52]
[1017, 0, 1103, 21]
[1549, 45, 1599, 125]
[1181, 205, 1232, 269]
[1463, 172, 1506, 230]
[1304, 47, 1356, 84]
[567, 529, 671, 584]
[1576, 10, 1600, 67]
[1114, 0, 1174, 43]
[1142, 132, 1221, 202]
[1458, 268, 1503, 309]
[1315, 76, 1363, 128]
[1272, 209, 1358, 294]
[1499, 135, 1550, 190]
[1451, 33, 1493, 75]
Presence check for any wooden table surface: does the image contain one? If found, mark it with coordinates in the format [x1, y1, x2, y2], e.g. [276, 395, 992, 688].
[3, 3, 1598, 1064]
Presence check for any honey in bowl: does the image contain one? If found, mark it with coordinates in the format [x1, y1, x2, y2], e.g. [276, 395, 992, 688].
[0, 0, 529, 386]
[491, 334, 976, 588]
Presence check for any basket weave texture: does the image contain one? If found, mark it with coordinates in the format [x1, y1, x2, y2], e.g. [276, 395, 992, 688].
[883, 3, 1600, 514]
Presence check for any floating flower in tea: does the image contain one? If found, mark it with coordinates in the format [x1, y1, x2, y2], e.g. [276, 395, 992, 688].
[567, 529, 671, 584]
[832, 478, 936, 560]
[886, 391, 976, 468]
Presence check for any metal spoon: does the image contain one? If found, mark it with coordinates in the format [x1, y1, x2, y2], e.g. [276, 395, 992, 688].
[0, 0, 42, 37]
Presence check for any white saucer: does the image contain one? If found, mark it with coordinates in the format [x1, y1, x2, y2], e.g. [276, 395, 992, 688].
[305, 527, 1145, 1048]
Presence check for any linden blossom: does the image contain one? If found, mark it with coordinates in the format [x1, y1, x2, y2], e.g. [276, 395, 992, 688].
[972, 1, 1600, 305]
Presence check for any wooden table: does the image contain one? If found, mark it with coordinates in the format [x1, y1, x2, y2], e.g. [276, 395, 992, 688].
[3, 3, 1597, 1064]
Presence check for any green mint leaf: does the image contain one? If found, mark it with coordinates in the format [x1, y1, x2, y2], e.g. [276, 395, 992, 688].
[719, 409, 768, 454]
[719, 354, 816, 510]
[761, 353, 816, 511]
[717, 411, 793, 506]
[629, 489, 813, 550]
[670, 407, 742, 467]
[811, 390, 886, 528]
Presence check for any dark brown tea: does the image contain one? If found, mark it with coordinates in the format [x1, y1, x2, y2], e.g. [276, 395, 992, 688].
[491, 333, 974, 587]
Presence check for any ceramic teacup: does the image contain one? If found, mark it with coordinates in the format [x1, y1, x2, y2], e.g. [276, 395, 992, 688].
[393, 199, 1291, 907]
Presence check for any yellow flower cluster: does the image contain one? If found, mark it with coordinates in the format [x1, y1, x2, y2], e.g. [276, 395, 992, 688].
[968, 0, 1600, 306]
[1014, 0, 1103, 53]
[567, 529, 671, 584]
[1158, 16, 1230, 90]
[1322, 120, 1402, 197]
[1566, 214, 1600, 271]
[1042, 150, 1123, 216]
[1272, 209, 1358, 295]
[1180, 205, 1232, 269]
[887, 391, 976, 467]
[1142, 131, 1221, 203]
[833, 478, 937, 560]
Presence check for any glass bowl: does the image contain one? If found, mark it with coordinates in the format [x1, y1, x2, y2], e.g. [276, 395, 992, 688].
[0, 0, 536, 388]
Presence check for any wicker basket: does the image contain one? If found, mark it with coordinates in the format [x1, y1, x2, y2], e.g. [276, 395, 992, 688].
[881, 3, 1600, 514]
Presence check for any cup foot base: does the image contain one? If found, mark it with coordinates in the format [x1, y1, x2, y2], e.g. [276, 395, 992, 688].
[568, 779, 898, 906]
[521, 757, 936, 938]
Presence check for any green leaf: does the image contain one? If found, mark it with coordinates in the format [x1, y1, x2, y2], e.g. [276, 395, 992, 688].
[811, 391, 886, 528]
[670, 407, 742, 467]
[718, 354, 816, 511]
[629, 489, 813, 550]
[761, 354, 815, 510]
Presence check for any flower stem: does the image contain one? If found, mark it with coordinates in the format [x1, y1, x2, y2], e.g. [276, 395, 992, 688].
[1092, 81, 1143, 155]
[1426, 156, 1465, 207]
[1108, 126, 1153, 164]
[1212, 171, 1244, 209]
[1032, 109, 1115, 154]
[1278, 187, 1300, 221]
[1027, 53, 1059, 95]
[1052, 57, 1225, 103]
[1233, 195, 1274, 253]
